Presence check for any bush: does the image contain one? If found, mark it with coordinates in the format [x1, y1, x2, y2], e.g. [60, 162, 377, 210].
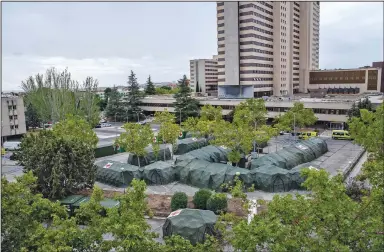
[171, 192, 188, 211]
[193, 189, 213, 210]
[207, 193, 228, 214]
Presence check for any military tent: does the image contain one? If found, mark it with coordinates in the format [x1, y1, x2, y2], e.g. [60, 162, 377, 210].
[224, 167, 253, 187]
[250, 165, 292, 192]
[174, 138, 208, 155]
[95, 160, 142, 187]
[250, 138, 328, 170]
[175, 159, 236, 190]
[175, 145, 231, 164]
[142, 161, 175, 185]
[163, 209, 218, 245]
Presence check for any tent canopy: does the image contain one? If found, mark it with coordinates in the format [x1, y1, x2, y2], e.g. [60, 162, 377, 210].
[251, 138, 328, 170]
[142, 161, 175, 185]
[95, 160, 142, 187]
[174, 138, 208, 155]
[175, 145, 231, 164]
[163, 209, 217, 245]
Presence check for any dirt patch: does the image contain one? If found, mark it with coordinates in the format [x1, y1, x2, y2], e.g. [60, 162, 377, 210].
[77, 188, 246, 217]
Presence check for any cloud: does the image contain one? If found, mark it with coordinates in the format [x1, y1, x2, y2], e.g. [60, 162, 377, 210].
[320, 2, 383, 69]
[1, 2, 382, 91]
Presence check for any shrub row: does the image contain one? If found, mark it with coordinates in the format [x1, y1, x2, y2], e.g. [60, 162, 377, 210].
[170, 189, 228, 214]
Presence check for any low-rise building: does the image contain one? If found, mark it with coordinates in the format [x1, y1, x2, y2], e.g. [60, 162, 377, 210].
[139, 94, 383, 124]
[1, 95, 27, 142]
[304, 67, 382, 94]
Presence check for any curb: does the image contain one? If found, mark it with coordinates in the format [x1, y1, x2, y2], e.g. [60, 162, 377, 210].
[343, 149, 365, 181]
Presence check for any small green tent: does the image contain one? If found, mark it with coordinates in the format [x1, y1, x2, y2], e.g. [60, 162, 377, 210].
[174, 138, 208, 155]
[142, 161, 175, 185]
[95, 160, 141, 187]
[163, 209, 217, 245]
[250, 165, 291, 192]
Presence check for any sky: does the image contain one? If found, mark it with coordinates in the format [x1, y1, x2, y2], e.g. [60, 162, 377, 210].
[2, 1, 383, 91]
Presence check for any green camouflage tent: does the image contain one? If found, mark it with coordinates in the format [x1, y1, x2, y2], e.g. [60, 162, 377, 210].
[224, 167, 253, 187]
[95, 160, 142, 187]
[127, 146, 172, 167]
[174, 138, 208, 155]
[142, 161, 175, 185]
[250, 165, 292, 192]
[175, 145, 231, 164]
[251, 138, 328, 170]
[175, 159, 236, 190]
[163, 209, 217, 245]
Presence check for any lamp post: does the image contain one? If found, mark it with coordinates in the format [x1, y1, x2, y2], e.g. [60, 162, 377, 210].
[293, 113, 296, 141]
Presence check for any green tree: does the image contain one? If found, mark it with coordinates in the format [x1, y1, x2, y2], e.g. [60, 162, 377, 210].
[348, 104, 384, 158]
[1, 172, 67, 252]
[25, 102, 41, 130]
[105, 86, 125, 121]
[211, 120, 254, 165]
[233, 98, 268, 129]
[182, 105, 223, 139]
[18, 130, 97, 199]
[276, 102, 317, 132]
[52, 114, 98, 148]
[227, 168, 384, 251]
[103, 179, 161, 251]
[200, 104, 222, 122]
[154, 110, 176, 124]
[126, 70, 144, 122]
[115, 123, 154, 168]
[158, 121, 181, 159]
[173, 75, 200, 123]
[104, 87, 112, 101]
[145, 75, 156, 95]
[347, 97, 373, 120]
[154, 110, 180, 159]
[21, 67, 100, 125]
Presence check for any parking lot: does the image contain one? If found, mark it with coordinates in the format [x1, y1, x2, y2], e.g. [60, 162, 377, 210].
[2, 131, 364, 202]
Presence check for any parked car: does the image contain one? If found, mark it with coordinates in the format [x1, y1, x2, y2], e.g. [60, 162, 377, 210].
[3, 141, 21, 151]
[95, 124, 102, 128]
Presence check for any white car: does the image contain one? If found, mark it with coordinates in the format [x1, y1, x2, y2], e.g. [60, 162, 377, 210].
[101, 123, 112, 127]
[3, 141, 21, 151]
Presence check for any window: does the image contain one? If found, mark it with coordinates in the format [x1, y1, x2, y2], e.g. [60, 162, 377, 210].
[15, 125, 19, 129]
[10, 125, 14, 130]
[8, 105, 12, 110]
[9, 116, 13, 120]
[13, 105, 16, 109]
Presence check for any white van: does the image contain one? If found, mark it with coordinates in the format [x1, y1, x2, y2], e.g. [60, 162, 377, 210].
[3, 141, 21, 151]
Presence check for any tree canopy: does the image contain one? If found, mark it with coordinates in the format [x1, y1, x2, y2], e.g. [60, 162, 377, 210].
[19, 130, 97, 199]
[52, 114, 98, 148]
[276, 102, 318, 131]
[21, 67, 100, 126]
[145, 75, 156, 95]
[126, 70, 145, 121]
[173, 75, 200, 123]
[115, 123, 154, 168]
[104, 86, 126, 121]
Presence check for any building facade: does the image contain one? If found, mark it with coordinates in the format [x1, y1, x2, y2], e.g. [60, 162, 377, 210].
[189, 55, 218, 96]
[372, 61, 384, 92]
[1, 96, 27, 141]
[216, 1, 320, 98]
[137, 95, 381, 123]
[305, 67, 382, 94]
